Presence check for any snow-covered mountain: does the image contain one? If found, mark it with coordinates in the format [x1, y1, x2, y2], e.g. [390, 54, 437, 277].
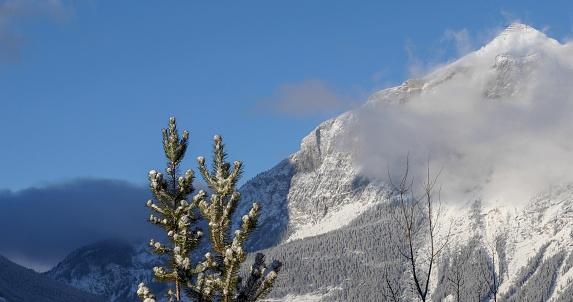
[48, 24, 573, 301]
[237, 23, 573, 300]
[243, 23, 572, 245]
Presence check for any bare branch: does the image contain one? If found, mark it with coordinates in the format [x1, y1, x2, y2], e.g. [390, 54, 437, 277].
[385, 155, 451, 302]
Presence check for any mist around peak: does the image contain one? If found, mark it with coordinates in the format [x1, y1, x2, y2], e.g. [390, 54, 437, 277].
[353, 26, 573, 207]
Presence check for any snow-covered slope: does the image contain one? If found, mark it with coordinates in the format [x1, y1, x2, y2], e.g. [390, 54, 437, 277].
[238, 108, 388, 248]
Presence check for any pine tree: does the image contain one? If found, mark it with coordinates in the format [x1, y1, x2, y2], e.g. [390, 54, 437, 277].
[138, 118, 281, 302]
[138, 117, 202, 301]
[189, 134, 282, 301]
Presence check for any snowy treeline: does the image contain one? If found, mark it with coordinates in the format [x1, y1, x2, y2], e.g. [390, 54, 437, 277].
[239, 201, 573, 302]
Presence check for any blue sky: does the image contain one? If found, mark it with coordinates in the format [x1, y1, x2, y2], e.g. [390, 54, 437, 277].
[2, 0, 573, 271]
[2, 1, 572, 192]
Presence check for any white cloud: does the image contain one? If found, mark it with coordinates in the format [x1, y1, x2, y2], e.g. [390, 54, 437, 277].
[353, 35, 573, 207]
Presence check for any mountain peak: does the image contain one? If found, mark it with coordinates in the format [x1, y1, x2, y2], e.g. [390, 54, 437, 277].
[498, 23, 539, 38]
[478, 23, 560, 56]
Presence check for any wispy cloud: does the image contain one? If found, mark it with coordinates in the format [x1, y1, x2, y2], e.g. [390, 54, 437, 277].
[442, 28, 472, 57]
[404, 38, 427, 79]
[252, 78, 358, 118]
[501, 10, 521, 26]
[0, 0, 74, 64]
[406, 28, 477, 79]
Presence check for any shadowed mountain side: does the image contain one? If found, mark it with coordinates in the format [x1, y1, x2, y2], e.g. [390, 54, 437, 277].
[238, 158, 296, 251]
[0, 254, 103, 302]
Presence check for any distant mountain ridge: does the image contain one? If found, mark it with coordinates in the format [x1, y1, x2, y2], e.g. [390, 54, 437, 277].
[45, 239, 167, 302]
[0, 254, 102, 302]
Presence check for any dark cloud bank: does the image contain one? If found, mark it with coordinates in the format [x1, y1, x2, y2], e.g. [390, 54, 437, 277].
[0, 178, 155, 272]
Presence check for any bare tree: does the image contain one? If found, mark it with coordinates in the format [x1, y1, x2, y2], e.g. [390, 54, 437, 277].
[387, 157, 451, 301]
